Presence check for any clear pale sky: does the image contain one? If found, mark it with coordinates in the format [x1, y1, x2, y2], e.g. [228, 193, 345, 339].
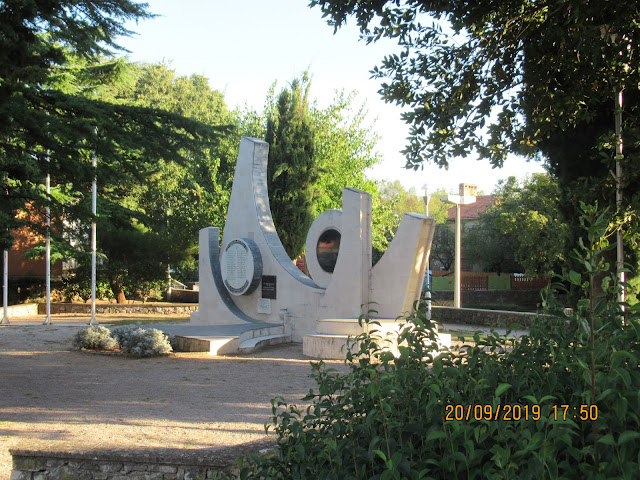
[118, 0, 547, 196]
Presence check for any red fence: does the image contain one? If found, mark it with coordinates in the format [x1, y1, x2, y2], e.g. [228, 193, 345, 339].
[462, 274, 489, 291]
[434, 272, 550, 291]
[510, 275, 550, 290]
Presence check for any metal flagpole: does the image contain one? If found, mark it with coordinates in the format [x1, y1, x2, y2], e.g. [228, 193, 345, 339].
[44, 151, 52, 324]
[615, 89, 625, 314]
[90, 146, 98, 325]
[2, 250, 9, 324]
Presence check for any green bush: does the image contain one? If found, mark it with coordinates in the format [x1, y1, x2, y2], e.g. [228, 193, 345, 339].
[111, 325, 173, 357]
[72, 326, 118, 351]
[239, 204, 640, 480]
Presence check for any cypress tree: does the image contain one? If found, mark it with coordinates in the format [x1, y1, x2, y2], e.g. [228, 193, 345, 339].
[265, 74, 320, 259]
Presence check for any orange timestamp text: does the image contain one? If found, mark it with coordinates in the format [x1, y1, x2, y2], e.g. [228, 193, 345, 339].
[445, 404, 599, 422]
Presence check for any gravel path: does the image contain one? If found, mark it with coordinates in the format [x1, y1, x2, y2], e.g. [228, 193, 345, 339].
[0, 319, 346, 479]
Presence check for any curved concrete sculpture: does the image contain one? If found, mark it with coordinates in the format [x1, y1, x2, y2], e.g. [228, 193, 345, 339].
[191, 137, 438, 358]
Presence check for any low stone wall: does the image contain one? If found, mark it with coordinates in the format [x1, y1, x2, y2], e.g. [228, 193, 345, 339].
[167, 288, 199, 303]
[11, 440, 274, 480]
[4, 303, 39, 317]
[432, 306, 538, 328]
[432, 289, 544, 310]
[37, 303, 199, 315]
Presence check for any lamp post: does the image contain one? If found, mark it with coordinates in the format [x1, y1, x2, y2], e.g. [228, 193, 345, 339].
[441, 183, 476, 308]
[422, 183, 431, 320]
[422, 184, 432, 319]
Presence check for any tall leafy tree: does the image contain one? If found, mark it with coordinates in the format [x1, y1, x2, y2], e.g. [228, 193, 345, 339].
[238, 77, 398, 263]
[310, 0, 639, 296]
[0, 0, 225, 254]
[464, 175, 568, 277]
[265, 74, 319, 259]
[67, 61, 234, 301]
[101, 63, 235, 286]
[310, 0, 638, 171]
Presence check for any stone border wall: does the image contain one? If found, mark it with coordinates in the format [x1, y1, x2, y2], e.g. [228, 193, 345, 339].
[167, 288, 199, 303]
[37, 303, 198, 315]
[432, 306, 537, 328]
[11, 440, 274, 480]
[432, 289, 544, 310]
[5, 303, 39, 317]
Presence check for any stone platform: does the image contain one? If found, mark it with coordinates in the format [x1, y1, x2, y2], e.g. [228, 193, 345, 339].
[303, 318, 452, 359]
[150, 319, 452, 359]
[152, 322, 289, 355]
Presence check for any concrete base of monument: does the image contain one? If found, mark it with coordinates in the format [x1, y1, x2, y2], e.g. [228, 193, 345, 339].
[302, 318, 452, 360]
[159, 322, 289, 355]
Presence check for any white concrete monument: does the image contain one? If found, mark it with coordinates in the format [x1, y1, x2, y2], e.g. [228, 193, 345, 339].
[191, 137, 445, 358]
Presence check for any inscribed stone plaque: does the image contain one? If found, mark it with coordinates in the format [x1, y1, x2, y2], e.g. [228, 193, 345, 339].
[220, 238, 262, 296]
[257, 298, 271, 314]
[261, 275, 277, 299]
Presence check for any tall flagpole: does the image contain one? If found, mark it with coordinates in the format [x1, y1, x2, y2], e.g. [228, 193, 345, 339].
[2, 250, 9, 324]
[90, 144, 98, 325]
[2, 174, 9, 325]
[44, 151, 52, 324]
[615, 89, 625, 314]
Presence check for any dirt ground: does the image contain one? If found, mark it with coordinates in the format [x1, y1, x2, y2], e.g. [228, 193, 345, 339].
[0, 316, 347, 479]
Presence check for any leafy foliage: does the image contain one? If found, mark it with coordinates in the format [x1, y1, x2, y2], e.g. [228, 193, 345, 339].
[309, 0, 640, 298]
[492, 174, 569, 277]
[72, 326, 118, 351]
[73, 325, 172, 357]
[0, 0, 227, 258]
[239, 205, 640, 479]
[309, 0, 639, 169]
[111, 325, 173, 357]
[463, 174, 566, 276]
[265, 74, 319, 259]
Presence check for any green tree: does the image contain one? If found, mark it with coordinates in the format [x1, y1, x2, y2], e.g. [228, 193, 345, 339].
[463, 208, 521, 275]
[238, 77, 397, 263]
[309, 0, 638, 170]
[265, 75, 319, 259]
[0, 0, 225, 256]
[311, 91, 381, 214]
[106, 63, 235, 282]
[311, 0, 639, 295]
[378, 180, 423, 218]
[431, 223, 454, 271]
[488, 174, 568, 277]
[90, 62, 234, 300]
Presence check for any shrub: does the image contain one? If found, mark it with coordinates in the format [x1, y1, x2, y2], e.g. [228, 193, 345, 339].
[111, 325, 173, 357]
[73, 325, 173, 357]
[240, 204, 640, 480]
[72, 326, 118, 351]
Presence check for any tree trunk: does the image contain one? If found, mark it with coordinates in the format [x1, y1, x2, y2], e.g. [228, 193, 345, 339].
[110, 280, 127, 304]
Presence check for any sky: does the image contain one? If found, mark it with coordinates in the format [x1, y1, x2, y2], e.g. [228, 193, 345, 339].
[117, 0, 547, 196]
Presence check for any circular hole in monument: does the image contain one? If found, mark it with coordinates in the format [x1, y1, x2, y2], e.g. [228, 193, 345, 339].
[316, 228, 341, 273]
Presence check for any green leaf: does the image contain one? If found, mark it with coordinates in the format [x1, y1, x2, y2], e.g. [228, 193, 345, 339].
[426, 430, 448, 442]
[599, 433, 615, 446]
[374, 449, 388, 462]
[495, 383, 511, 397]
[618, 431, 640, 445]
[569, 270, 581, 285]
